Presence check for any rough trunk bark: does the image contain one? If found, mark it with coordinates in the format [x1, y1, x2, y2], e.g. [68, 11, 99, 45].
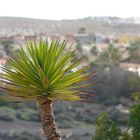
[38, 99, 61, 140]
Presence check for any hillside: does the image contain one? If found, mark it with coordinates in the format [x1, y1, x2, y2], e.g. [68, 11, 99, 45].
[0, 17, 140, 36]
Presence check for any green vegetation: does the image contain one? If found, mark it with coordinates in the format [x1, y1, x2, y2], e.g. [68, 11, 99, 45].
[0, 107, 16, 121]
[90, 65, 140, 104]
[0, 40, 15, 56]
[0, 39, 94, 102]
[129, 105, 140, 140]
[92, 112, 121, 140]
[132, 92, 140, 102]
[0, 105, 39, 122]
[78, 27, 86, 34]
[97, 44, 121, 65]
[92, 104, 140, 140]
[16, 108, 39, 121]
[128, 41, 140, 63]
[19, 131, 42, 140]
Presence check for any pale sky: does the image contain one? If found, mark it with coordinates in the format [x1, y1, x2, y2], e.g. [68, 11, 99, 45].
[0, 0, 140, 20]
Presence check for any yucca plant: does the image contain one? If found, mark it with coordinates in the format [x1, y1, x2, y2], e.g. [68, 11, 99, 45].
[0, 38, 95, 140]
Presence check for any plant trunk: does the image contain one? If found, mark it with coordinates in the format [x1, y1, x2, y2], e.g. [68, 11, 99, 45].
[38, 99, 61, 140]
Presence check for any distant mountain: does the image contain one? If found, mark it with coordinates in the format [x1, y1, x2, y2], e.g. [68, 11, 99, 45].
[0, 17, 140, 36]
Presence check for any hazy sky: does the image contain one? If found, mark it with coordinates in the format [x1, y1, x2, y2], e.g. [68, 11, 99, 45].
[0, 0, 140, 20]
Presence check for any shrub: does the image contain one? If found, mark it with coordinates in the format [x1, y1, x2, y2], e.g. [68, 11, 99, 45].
[19, 131, 42, 140]
[0, 131, 42, 140]
[92, 104, 140, 140]
[129, 104, 140, 140]
[0, 107, 16, 121]
[16, 108, 40, 121]
[92, 112, 121, 140]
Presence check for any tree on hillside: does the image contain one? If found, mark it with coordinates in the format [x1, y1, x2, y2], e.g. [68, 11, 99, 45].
[128, 41, 140, 63]
[0, 39, 95, 140]
[97, 44, 121, 65]
[0, 40, 14, 56]
[90, 65, 140, 104]
[92, 112, 121, 140]
[78, 27, 86, 34]
[90, 45, 98, 56]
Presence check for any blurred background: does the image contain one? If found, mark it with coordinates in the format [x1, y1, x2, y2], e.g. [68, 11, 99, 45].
[0, 0, 140, 140]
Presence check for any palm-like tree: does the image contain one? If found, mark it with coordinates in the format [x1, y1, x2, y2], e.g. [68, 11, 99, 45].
[0, 38, 95, 140]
